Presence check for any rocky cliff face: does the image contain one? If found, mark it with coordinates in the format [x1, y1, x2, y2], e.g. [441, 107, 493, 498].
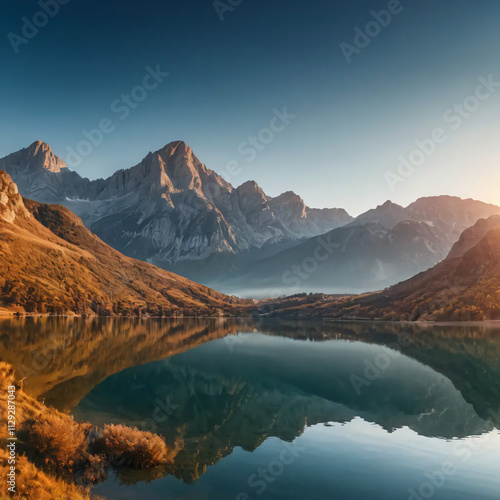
[0, 141, 352, 265]
[0, 171, 30, 223]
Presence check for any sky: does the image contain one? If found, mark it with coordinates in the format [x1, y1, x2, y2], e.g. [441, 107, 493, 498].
[1, 0, 500, 216]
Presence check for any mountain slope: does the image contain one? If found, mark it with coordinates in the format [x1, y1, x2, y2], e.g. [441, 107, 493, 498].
[447, 214, 500, 259]
[0, 171, 245, 316]
[228, 197, 500, 296]
[0, 141, 351, 268]
[265, 222, 500, 321]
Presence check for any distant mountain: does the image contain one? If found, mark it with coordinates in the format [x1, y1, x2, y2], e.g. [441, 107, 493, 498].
[0, 141, 352, 267]
[345, 200, 415, 228]
[0, 170, 244, 316]
[267, 219, 500, 321]
[447, 214, 500, 259]
[0, 141, 90, 203]
[226, 197, 500, 296]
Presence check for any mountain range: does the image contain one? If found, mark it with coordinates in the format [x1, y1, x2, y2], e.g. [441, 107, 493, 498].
[266, 214, 500, 321]
[0, 170, 245, 316]
[0, 141, 350, 266]
[2, 140, 500, 297]
[232, 196, 500, 296]
[3, 139, 500, 321]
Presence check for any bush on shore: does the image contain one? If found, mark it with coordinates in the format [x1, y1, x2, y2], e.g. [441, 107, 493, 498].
[93, 424, 171, 469]
[29, 413, 91, 471]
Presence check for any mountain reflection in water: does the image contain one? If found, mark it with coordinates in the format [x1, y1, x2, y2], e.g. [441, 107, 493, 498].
[1, 317, 500, 499]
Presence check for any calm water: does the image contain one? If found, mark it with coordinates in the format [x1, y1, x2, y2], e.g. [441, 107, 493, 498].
[1, 317, 500, 499]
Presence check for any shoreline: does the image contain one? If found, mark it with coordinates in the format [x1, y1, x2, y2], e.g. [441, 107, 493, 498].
[2, 310, 500, 326]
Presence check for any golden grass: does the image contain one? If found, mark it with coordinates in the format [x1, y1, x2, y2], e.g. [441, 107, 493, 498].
[29, 413, 91, 471]
[0, 449, 91, 500]
[0, 362, 183, 497]
[93, 424, 174, 469]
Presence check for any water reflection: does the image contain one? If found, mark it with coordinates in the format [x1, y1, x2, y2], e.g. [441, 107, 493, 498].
[72, 330, 499, 484]
[1, 317, 500, 494]
[0, 317, 254, 410]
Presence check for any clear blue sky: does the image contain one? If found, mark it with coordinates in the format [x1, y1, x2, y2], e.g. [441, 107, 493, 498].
[2, 0, 500, 215]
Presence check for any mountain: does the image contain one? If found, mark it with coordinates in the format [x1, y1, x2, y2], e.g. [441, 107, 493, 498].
[0, 140, 89, 203]
[448, 214, 500, 259]
[4, 141, 499, 298]
[345, 200, 415, 228]
[0, 170, 246, 316]
[0, 141, 352, 268]
[227, 197, 500, 296]
[266, 220, 500, 321]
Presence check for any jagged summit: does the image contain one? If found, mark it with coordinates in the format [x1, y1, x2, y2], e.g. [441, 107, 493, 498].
[237, 180, 265, 195]
[13, 140, 67, 173]
[272, 190, 302, 202]
[151, 140, 195, 164]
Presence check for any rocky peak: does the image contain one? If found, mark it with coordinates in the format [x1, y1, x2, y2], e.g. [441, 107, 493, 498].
[237, 181, 269, 217]
[273, 191, 302, 202]
[349, 200, 411, 229]
[377, 200, 403, 210]
[237, 180, 266, 196]
[153, 141, 206, 192]
[0, 171, 30, 223]
[23, 140, 67, 172]
[269, 191, 307, 219]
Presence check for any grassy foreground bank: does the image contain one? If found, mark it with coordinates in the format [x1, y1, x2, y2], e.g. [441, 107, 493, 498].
[0, 362, 182, 499]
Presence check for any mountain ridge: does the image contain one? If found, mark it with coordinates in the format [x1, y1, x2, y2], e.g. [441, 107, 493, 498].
[223, 196, 500, 296]
[3, 140, 500, 298]
[0, 141, 352, 266]
[264, 221, 500, 321]
[0, 170, 247, 316]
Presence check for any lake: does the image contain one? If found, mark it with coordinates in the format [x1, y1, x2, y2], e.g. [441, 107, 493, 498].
[1, 317, 500, 499]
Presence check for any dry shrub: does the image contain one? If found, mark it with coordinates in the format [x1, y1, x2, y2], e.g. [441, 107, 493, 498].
[94, 424, 170, 469]
[29, 413, 91, 471]
[0, 449, 91, 500]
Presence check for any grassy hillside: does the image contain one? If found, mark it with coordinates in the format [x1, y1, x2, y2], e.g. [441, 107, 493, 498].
[0, 171, 249, 316]
[264, 225, 500, 321]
